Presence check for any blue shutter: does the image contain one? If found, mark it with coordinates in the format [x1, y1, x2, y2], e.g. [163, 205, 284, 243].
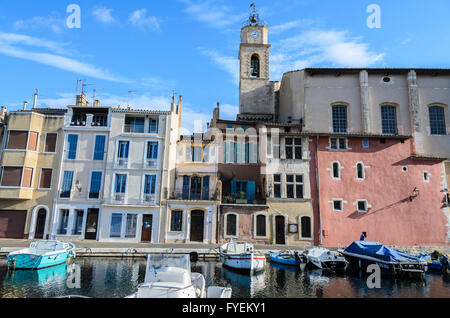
[67, 135, 78, 159]
[61, 171, 74, 198]
[182, 176, 190, 200]
[202, 176, 210, 200]
[89, 172, 102, 198]
[231, 181, 237, 196]
[247, 181, 256, 203]
[94, 136, 106, 160]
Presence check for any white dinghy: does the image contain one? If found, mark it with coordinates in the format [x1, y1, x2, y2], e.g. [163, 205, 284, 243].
[219, 241, 266, 274]
[304, 247, 347, 272]
[126, 254, 232, 298]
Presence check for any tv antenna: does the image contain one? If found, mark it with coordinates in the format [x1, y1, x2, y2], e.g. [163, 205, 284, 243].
[76, 79, 86, 94]
[92, 88, 103, 104]
[82, 83, 95, 95]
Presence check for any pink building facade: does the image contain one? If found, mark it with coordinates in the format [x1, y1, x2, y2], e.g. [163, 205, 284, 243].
[310, 136, 449, 247]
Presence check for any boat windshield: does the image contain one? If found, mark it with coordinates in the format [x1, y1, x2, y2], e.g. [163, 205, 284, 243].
[144, 254, 191, 283]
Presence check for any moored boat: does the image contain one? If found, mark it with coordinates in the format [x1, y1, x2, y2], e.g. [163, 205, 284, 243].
[269, 251, 302, 266]
[126, 254, 232, 298]
[339, 241, 427, 278]
[219, 241, 265, 274]
[303, 247, 347, 272]
[7, 240, 76, 270]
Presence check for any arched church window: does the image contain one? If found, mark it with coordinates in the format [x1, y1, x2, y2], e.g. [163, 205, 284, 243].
[250, 54, 260, 78]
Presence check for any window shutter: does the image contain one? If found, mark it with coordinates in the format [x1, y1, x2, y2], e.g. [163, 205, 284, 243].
[27, 132, 38, 151]
[94, 136, 106, 160]
[186, 146, 192, 162]
[7, 131, 28, 149]
[40, 169, 53, 189]
[202, 176, 210, 200]
[231, 181, 237, 195]
[247, 182, 256, 202]
[182, 176, 190, 199]
[67, 135, 78, 159]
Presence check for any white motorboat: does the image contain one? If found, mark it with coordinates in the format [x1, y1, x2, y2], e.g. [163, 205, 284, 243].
[219, 242, 266, 273]
[304, 247, 347, 272]
[126, 254, 232, 298]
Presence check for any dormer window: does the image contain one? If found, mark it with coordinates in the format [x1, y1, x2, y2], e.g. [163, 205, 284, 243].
[250, 54, 260, 78]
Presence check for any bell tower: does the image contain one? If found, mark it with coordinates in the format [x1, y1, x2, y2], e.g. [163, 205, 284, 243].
[238, 4, 274, 121]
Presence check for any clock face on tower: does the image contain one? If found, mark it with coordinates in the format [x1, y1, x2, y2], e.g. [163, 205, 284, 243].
[250, 30, 260, 39]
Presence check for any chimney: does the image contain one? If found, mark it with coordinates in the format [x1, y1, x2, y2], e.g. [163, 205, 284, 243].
[23, 101, 28, 110]
[76, 93, 89, 106]
[33, 92, 38, 109]
[171, 95, 176, 113]
[93, 99, 100, 107]
[0, 106, 6, 119]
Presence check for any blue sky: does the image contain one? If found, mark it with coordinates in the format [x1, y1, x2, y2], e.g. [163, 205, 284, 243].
[0, 0, 449, 133]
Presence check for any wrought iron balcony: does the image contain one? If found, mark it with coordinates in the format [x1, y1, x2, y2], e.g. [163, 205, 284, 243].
[169, 188, 218, 201]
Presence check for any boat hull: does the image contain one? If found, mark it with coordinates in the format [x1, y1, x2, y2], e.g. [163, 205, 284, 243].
[269, 253, 300, 266]
[306, 259, 347, 272]
[8, 251, 72, 270]
[342, 252, 426, 278]
[220, 253, 266, 274]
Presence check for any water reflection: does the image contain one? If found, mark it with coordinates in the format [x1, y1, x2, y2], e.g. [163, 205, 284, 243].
[0, 258, 448, 298]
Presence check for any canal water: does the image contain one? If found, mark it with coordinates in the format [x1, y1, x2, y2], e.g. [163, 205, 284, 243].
[0, 258, 449, 298]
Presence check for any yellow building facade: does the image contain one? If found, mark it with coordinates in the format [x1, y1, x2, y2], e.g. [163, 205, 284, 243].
[0, 109, 66, 239]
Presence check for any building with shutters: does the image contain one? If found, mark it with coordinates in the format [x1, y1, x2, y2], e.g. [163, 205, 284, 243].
[98, 97, 182, 243]
[50, 94, 111, 241]
[163, 133, 220, 244]
[0, 106, 66, 239]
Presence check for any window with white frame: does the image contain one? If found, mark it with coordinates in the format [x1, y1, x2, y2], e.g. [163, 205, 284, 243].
[330, 137, 347, 150]
[332, 162, 341, 179]
[170, 210, 183, 232]
[423, 171, 430, 182]
[114, 174, 127, 197]
[356, 163, 365, 180]
[125, 214, 137, 238]
[357, 200, 368, 213]
[286, 175, 304, 199]
[58, 209, 69, 235]
[149, 118, 159, 134]
[225, 213, 238, 237]
[285, 138, 302, 160]
[429, 106, 446, 135]
[333, 200, 343, 212]
[381, 105, 398, 134]
[332, 105, 348, 133]
[273, 174, 281, 198]
[255, 214, 266, 237]
[300, 216, 312, 238]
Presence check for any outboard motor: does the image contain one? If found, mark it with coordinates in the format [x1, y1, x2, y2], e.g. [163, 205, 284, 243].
[440, 255, 450, 274]
[190, 252, 199, 263]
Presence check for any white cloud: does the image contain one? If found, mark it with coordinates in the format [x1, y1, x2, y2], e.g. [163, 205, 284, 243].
[271, 29, 385, 80]
[140, 76, 177, 92]
[0, 33, 129, 83]
[270, 19, 314, 35]
[13, 15, 65, 33]
[92, 7, 116, 24]
[198, 47, 239, 85]
[220, 104, 238, 119]
[128, 9, 162, 31]
[180, 0, 243, 28]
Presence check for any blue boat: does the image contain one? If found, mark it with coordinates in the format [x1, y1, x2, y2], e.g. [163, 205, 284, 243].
[269, 251, 302, 266]
[7, 240, 76, 270]
[339, 241, 427, 278]
[419, 253, 442, 272]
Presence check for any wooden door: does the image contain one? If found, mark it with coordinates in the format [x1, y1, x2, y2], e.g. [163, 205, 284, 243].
[35, 209, 47, 239]
[85, 209, 99, 240]
[141, 215, 153, 242]
[275, 216, 285, 245]
[190, 210, 204, 242]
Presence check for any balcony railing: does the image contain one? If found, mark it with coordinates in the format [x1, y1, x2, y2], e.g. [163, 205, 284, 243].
[169, 189, 218, 201]
[222, 192, 266, 205]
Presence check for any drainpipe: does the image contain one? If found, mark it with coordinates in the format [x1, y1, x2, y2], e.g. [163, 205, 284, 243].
[315, 135, 322, 246]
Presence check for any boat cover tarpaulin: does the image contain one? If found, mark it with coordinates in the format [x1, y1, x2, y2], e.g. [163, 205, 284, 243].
[344, 241, 423, 263]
